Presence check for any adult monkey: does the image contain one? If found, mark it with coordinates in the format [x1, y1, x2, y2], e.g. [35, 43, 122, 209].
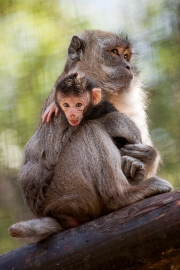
[42, 30, 159, 180]
[8, 30, 166, 242]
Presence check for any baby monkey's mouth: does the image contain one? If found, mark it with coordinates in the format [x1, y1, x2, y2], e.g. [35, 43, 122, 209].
[69, 119, 80, 126]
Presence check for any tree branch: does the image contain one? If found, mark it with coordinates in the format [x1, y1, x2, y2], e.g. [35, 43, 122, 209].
[1, 190, 180, 270]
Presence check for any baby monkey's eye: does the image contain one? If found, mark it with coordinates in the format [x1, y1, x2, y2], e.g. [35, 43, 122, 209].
[63, 103, 70, 107]
[111, 49, 119, 55]
[76, 103, 83, 107]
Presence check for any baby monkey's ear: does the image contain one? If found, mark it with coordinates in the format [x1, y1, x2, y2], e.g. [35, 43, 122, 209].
[92, 88, 102, 105]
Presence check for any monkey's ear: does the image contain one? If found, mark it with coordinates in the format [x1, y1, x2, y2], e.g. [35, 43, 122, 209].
[92, 88, 102, 105]
[68, 36, 85, 61]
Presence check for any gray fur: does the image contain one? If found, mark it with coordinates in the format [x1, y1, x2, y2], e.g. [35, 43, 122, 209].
[9, 111, 172, 241]
[8, 30, 172, 241]
[8, 217, 63, 242]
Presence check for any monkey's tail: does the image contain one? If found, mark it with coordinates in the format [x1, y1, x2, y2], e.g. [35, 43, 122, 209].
[8, 217, 63, 242]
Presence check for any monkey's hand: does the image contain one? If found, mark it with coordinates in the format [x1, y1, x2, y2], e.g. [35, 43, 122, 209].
[42, 102, 59, 124]
[121, 144, 157, 165]
[121, 156, 145, 184]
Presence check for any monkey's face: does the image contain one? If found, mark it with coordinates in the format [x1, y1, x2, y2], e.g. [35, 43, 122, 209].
[57, 92, 91, 126]
[66, 30, 139, 95]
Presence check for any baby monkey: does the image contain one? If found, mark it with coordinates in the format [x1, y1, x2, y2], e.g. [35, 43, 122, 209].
[45, 73, 131, 150]
[55, 73, 114, 126]
[43, 75, 116, 124]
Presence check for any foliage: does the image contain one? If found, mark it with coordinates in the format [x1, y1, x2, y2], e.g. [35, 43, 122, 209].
[142, 1, 180, 188]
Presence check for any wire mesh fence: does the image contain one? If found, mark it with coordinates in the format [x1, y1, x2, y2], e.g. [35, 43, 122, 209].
[0, 0, 180, 254]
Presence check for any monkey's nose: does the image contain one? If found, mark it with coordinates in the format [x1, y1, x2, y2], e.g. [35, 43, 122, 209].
[126, 65, 131, 70]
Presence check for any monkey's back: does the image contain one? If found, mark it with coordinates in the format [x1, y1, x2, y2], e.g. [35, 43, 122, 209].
[43, 120, 126, 225]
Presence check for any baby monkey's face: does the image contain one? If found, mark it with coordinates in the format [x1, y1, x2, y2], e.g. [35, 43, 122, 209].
[57, 92, 91, 126]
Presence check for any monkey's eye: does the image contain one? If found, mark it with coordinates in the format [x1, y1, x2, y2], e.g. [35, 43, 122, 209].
[63, 103, 70, 107]
[76, 103, 83, 107]
[124, 54, 129, 60]
[111, 49, 119, 55]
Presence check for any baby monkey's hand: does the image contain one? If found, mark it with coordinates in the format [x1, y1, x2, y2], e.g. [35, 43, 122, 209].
[42, 102, 59, 124]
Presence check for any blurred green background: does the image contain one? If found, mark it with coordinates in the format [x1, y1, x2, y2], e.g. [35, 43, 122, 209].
[0, 0, 180, 254]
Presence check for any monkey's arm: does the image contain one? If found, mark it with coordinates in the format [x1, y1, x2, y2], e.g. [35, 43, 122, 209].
[99, 111, 158, 179]
[18, 112, 72, 216]
[99, 111, 142, 145]
[121, 144, 158, 164]
[121, 144, 159, 178]
[18, 131, 55, 216]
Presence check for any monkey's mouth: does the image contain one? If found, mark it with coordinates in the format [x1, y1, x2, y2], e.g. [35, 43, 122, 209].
[69, 119, 80, 126]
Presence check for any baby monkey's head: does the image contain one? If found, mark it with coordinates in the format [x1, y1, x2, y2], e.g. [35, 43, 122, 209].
[55, 73, 102, 126]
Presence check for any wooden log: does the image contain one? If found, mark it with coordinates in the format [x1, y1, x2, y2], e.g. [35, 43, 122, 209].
[1, 190, 180, 270]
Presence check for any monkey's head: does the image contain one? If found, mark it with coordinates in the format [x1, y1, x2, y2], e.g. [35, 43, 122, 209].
[55, 73, 102, 126]
[63, 30, 139, 96]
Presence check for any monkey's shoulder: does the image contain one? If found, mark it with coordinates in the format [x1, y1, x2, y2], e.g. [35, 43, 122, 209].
[98, 110, 135, 127]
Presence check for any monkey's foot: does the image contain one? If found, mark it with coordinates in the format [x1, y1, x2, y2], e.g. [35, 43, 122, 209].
[8, 224, 24, 238]
[152, 177, 173, 194]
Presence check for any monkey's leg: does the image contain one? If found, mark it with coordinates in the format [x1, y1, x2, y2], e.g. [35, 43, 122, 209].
[124, 176, 173, 206]
[121, 156, 145, 184]
[8, 217, 63, 241]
